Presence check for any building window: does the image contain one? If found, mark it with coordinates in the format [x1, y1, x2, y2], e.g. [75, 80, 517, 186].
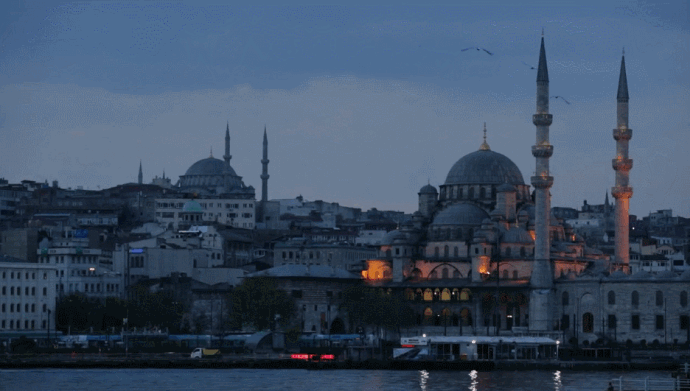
[608, 314, 617, 329]
[656, 315, 664, 330]
[681, 291, 688, 308]
[631, 314, 640, 330]
[681, 315, 689, 330]
[560, 314, 569, 330]
[505, 247, 511, 257]
[631, 291, 639, 307]
[656, 291, 663, 307]
[582, 313, 594, 333]
[512, 270, 518, 279]
[608, 291, 615, 305]
[562, 291, 569, 306]
[43, 287, 47, 296]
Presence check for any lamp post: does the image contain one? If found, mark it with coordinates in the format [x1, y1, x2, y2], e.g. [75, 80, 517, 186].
[47, 308, 52, 342]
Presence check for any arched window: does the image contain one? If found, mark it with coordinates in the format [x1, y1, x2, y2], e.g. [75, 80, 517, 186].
[442, 268, 449, 279]
[512, 270, 518, 279]
[454, 246, 459, 257]
[460, 288, 471, 301]
[480, 187, 486, 199]
[656, 290, 663, 307]
[608, 290, 616, 305]
[681, 291, 688, 308]
[441, 288, 451, 301]
[423, 289, 433, 301]
[453, 270, 461, 278]
[424, 308, 433, 325]
[435, 247, 440, 258]
[562, 291, 569, 306]
[520, 247, 526, 257]
[502, 270, 509, 279]
[459, 187, 464, 199]
[469, 187, 475, 199]
[582, 312, 594, 333]
[631, 291, 639, 307]
[460, 308, 472, 326]
[444, 245, 449, 258]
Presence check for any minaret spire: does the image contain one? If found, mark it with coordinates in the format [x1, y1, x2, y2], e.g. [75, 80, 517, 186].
[529, 33, 554, 332]
[138, 160, 143, 184]
[223, 122, 232, 167]
[261, 125, 270, 204]
[479, 122, 490, 151]
[612, 50, 633, 269]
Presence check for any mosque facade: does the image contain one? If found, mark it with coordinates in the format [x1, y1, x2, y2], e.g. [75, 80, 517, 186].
[365, 38, 690, 347]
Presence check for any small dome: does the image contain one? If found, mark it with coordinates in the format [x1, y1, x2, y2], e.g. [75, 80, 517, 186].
[445, 149, 525, 186]
[432, 203, 489, 226]
[609, 270, 628, 279]
[502, 226, 533, 244]
[655, 270, 677, 279]
[419, 184, 438, 195]
[497, 182, 516, 193]
[185, 157, 236, 177]
[182, 200, 203, 213]
[630, 270, 653, 280]
[381, 230, 406, 245]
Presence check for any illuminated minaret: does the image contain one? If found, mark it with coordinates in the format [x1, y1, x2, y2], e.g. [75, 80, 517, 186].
[529, 33, 554, 331]
[261, 126, 269, 204]
[612, 51, 633, 267]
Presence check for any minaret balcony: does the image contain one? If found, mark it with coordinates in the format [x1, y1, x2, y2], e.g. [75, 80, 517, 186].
[530, 175, 554, 189]
[612, 158, 633, 171]
[532, 114, 553, 126]
[613, 128, 632, 141]
[611, 186, 633, 199]
[531, 144, 553, 158]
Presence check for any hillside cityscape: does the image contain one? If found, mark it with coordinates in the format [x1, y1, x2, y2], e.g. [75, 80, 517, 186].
[1, 34, 689, 358]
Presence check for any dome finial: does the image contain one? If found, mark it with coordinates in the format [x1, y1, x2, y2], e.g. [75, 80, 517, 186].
[480, 122, 490, 151]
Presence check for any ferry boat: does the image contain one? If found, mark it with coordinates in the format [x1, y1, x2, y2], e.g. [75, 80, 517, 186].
[395, 335, 560, 362]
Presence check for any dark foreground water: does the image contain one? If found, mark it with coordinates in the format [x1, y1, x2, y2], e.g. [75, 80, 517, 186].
[0, 368, 675, 390]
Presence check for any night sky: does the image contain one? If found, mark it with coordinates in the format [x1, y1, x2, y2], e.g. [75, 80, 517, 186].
[1, 0, 688, 217]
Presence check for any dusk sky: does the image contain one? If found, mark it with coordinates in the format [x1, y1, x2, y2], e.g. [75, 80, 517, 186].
[0, 1, 688, 217]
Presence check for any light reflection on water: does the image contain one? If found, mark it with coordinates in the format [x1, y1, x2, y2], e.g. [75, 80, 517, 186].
[0, 368, 672, 391]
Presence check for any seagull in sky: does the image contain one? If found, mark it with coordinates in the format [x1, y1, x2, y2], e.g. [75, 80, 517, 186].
[521, 61, 536, 70]
[461, 47, 493, 55]
[550, 96, 571, 105]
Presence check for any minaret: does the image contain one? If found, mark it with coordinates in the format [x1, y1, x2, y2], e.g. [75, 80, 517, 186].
[223, 122, 232, 168]
[612, 50, 633, 267]
[261, 126, 269, 204]
[529, 33, 554, 331]
[138, 160, 143, 184]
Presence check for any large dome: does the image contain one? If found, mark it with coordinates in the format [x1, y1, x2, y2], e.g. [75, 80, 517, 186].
[445, 149, 524, 186]
[185, 157, 236, 177]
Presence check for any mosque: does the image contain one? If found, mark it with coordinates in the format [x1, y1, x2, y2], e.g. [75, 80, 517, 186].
[367, 37, 690, 347]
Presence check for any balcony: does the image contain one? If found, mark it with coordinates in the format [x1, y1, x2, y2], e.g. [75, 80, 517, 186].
[612, 158, 633, 171]
[532, 114, 553, 126]
[530, 175, 554, 189]
[613, 128, 632, 141]
[531, 144, 554, 158]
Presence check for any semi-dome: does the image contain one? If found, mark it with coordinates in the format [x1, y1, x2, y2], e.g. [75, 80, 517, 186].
[432, 203, 489, 226]
[185, 157, 236, 177]
[445, 149, 524, 186]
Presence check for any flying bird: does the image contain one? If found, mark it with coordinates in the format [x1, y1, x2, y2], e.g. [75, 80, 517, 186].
[461, 47, 493, 55]
[550, 96, 571, 105]
[521, 61, 536, 70]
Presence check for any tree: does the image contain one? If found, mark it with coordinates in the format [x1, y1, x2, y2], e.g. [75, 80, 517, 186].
[229, 277, 295, 331]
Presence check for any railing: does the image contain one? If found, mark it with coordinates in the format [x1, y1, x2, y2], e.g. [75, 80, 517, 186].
[610, 376, 690, 391]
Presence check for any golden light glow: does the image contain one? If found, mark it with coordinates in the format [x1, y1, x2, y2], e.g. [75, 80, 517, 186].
[362, 260, 391, 281]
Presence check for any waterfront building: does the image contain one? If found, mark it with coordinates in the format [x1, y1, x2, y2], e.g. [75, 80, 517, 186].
[247, 265, 361, 333]
[0, 254, 58, 332]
